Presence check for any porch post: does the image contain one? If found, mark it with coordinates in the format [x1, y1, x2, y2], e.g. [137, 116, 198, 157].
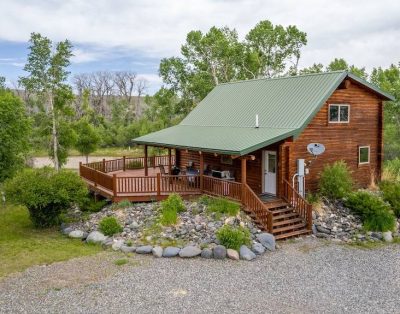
[241, 157, 247, 201]
[122, 156, 126, 171]
[199, 152, 204, 191]
[168, 148, 172, 174]
[144, 145, 148, 176]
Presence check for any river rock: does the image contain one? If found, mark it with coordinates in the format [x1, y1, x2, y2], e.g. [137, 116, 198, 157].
[316, 225, 331, 234]
[163, 247, 181, 257]
[213, 245, 227, 259]
[201, 248, 213, 259]
[152, 246, 163, 257]
[383, 231, 393, 242]
[86, 231, 107, 244]
[112, 240, 125, 251]
[69, 230, 85, 239]
[227, 249, 239, 260]
[179, 246, 202, 258]
[120, 245, 136, 253]
[240, 245, 256, 261]
[136, 245, 153, 254]
[252, 243, 265, 255]
[256, 233, 276, 251]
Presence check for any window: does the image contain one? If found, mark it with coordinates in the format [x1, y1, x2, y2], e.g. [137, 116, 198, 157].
[359, 146, 370, 164]
[329, 104, 349, 123]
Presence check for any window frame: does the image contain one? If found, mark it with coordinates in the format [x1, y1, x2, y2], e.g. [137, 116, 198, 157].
[328, 104, 350, 123]
[358, 145, 370, 165]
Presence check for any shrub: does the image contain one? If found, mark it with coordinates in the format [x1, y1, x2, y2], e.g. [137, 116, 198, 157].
[207, 197, 240, 216]
[344, 191, 396, 232]
[112, 199, 132, 210]
[82, 199, 108, 213]
[198, 195, 211, 205]
[99, 217, 123, 236]
[383, 158, 400, 182]
[4, 167, 88, 228]
[216, 225, 251, 251]
[319, 161, 353, 199]
[379, 181, 400, 217]
[306, 192, 320, 205]
[159, 194, 185, 226]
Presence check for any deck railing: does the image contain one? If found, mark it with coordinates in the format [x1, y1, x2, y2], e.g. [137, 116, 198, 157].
[281, 179, 313, 230]
[203, 176, 242, 201]
[242, 184, 273, 232]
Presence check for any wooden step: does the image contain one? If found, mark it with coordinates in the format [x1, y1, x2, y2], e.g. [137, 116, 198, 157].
[271, 207, 294, 215]
[273, 222, 307, 233]
[265, 201, 289, 209]
[274, 229, 311, 240]
[272, 217, 304, 227]
[272, 212, 298, 220]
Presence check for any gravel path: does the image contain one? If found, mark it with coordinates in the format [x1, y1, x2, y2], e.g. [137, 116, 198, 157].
[33, 156, 118, 169]
[0, 239, 399, 314]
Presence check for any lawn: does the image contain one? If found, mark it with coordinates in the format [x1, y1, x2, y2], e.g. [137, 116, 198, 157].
[0, 205, 101, 278]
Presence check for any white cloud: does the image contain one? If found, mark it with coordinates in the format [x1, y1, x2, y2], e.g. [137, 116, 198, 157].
[0, 0, 399, 70]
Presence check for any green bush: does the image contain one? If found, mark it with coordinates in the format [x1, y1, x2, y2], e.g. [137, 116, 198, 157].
[82, 199, 108, 213]
[383, 158, 400, 182]
[159, 194, 185, 225]
[99, 217, 123, 236]
[379, 180, 400, 218]
[344, 191, 396, 232]
[306, 192, 320, 205]
[4, 167, 88, 228]
[207, 197, 240, 216]
[216, 225, 251, 251]
[112, 199, 132, 210]
[319, 161, 353, 199]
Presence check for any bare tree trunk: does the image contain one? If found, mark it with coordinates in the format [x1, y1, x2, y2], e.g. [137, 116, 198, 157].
[86, 155, 89, 164]
[49, 94, 60, 170]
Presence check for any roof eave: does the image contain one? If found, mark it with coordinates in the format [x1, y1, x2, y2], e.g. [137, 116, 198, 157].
[346, 72, 395, 101]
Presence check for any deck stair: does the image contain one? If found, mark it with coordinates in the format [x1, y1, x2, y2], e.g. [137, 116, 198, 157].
[249, 198, 311, 240]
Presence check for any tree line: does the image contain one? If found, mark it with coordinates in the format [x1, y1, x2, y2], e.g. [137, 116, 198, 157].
[0, 19, 399, 180]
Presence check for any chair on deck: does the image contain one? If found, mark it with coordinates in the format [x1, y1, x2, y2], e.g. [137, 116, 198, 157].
[159, 164, 168, 175]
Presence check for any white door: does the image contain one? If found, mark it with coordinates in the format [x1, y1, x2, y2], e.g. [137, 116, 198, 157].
[263, 151, 277, 195]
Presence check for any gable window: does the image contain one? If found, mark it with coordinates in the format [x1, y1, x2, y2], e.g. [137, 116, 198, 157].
[359, 146, 370, 164]
[329, 104, 349, 123]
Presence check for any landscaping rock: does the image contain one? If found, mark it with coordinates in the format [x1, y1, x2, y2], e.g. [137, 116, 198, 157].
[112, 240, 124, 251]
[252, 243, 265, 255]
[240, 245, 256, 261]
[383, 231, 393, 242]
[62, 227, 73, 235]
[256, 233, 276, 251]
[316, 225, 331, 234]
[152, 246, 163, 258]
[120, 245, 136, 253]
[86, 231, 107, 244]
[68, 230, 85, 239]
[136, 245, 153, 254]
[201, 248, 213, 259]
[179, 246, 201, 258]
[316, 232, 329, 239]
[163, 247, 181, 257]
[213, 245, 227, 259]
[227, 249, 239, 260]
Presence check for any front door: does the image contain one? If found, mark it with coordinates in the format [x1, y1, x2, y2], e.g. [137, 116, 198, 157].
[263, 150, 277, 195]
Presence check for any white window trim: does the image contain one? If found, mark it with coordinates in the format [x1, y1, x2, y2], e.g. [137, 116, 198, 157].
[359, 145, 370, 165]
[329, 104, 350, 123]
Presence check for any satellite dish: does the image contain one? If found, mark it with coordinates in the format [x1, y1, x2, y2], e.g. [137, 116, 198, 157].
[307, 143, 325, 156]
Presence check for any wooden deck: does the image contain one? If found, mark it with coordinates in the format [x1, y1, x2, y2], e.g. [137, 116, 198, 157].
[79, 155, 312, 239]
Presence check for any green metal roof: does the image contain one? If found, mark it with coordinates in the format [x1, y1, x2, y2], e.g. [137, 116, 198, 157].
[134, 71, 394, 155]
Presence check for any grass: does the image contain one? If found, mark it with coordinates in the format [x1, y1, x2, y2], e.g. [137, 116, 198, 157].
[203, 196, 240, 218]
[114, 258, 129, 266]
[0, 204, 101, 278]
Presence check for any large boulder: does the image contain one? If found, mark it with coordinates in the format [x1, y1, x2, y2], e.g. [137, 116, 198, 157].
[179, 246, 202, 258]
[213, 245, 227, 259]
[227, 249, 239, 261]
[68, 230, 85, 239]
[201, 248, 213, 259]
[86, 231, 107, 244]
[240, 245, 256, 261]
[256, 233, 276, 251]
[152, 246, 163, 258]
[136, 245, 153, 254]
[163, 247, 181, 257]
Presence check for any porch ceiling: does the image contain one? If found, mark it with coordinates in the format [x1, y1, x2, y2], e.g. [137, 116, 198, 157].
[133, 125, 296, 155]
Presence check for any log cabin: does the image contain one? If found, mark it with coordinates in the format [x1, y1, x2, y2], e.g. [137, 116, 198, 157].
[80, 71, 394, 239]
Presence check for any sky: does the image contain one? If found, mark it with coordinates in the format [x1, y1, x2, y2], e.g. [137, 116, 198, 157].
[0, 0, 399, 94]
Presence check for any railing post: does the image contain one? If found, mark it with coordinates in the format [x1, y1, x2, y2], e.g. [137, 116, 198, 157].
[267, 211, 273, 233]
[123, 156, 126, 171]
[199, 152, 204, 192]
[157, 173, 161, 197]
[94, 170, 97, 187]
[79, 162, 82, 176]
[102, 158, 106, 172]
[241, 158, 247, 202]
[113, 174, 117, 198]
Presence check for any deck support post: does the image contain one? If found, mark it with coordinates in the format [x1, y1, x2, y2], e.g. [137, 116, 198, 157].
[157, 173, 161, 197]
[102, 158, 106, 172]
[144, 145, 148, 176]
[112, 174, 117, 198]
[123, 156, 126, 171]
[199, 152, 204, 191]
[241, 158, 247, 201]
[168, 148, 172, 174]
[79, 162, 82, 176]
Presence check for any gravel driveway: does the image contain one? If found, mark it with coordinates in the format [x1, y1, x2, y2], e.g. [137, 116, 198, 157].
[32, 156, 117, 169]
[0, 239, 399, 314]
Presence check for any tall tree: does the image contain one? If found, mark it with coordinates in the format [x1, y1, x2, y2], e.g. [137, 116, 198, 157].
[19, 33, 73, 170]
[0, 89, 31, 181]
[0, 75, 5, 90]
[74, 117, 100, 163]
[326, 58, 368, 79]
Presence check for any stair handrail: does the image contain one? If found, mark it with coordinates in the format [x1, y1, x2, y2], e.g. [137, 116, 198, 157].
[281, 179, 313, 230]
